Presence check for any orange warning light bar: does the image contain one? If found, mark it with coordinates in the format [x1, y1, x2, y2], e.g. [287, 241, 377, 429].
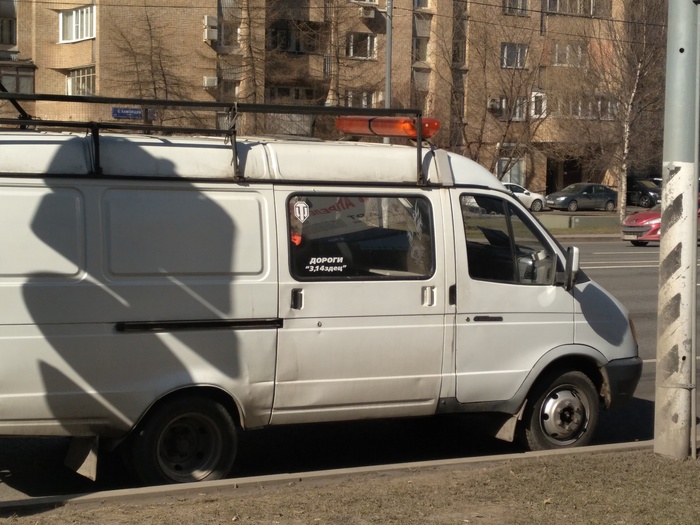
[335, 116, 440, 139]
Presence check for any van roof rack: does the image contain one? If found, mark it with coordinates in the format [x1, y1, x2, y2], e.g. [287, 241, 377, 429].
[0, 93, 433, 185]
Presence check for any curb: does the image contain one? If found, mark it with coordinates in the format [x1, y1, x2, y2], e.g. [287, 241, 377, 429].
[0, 440, 654, 514]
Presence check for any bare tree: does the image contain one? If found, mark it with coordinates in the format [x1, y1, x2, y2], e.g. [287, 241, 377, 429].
[451, 3, 554, 190]
[102, 2, 217, 128]
[582, 0, 667, 220]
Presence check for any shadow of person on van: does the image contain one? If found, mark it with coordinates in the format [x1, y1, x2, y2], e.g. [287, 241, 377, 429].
[6, 133, 268, 490]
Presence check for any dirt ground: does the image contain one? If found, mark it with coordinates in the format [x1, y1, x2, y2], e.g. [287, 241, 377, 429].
[2, 449, 700, 525]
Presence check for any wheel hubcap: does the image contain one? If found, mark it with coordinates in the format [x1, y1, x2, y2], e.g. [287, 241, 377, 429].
[157, 413, 223, 482]
[540, 389, 588, 444]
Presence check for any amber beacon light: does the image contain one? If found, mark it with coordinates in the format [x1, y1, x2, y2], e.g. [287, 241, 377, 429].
[335, 116, 440, 139]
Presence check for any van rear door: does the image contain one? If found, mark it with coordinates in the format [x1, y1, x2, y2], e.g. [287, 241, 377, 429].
[271, 187, 447, 424]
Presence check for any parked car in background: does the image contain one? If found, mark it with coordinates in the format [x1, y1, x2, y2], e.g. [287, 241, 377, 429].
[546, 183, 617, 212]
[627, 177, 661, 208]
[621, 199, 700, 246]
[503, 182, 546, 212]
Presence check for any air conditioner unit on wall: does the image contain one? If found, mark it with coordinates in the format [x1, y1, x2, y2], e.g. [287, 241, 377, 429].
[203, 76, 218, 88]
[203, 15, 218, 28]
[203, 28, 218, 42]
[359, 6, 375, 18]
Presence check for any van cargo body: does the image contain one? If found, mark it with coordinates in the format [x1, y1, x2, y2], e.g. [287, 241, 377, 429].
[0, 125, 641, 485]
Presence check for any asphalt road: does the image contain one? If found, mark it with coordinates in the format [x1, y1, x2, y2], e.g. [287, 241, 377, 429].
[0, 238, 681, 503]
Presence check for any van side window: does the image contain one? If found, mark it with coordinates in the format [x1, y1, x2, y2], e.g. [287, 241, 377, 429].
[288, 194, 434, 280]
[460, 194, 554, 285]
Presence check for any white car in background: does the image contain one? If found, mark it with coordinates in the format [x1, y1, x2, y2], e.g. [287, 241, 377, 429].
[504, 182, 546, 212]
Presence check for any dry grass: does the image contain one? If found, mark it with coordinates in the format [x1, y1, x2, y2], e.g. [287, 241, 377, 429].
[4, 449, 700, 525]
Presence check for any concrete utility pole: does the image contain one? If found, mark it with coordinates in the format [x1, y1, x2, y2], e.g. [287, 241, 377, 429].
[654, 0, 699, 460]
[383, 0, 393, 145]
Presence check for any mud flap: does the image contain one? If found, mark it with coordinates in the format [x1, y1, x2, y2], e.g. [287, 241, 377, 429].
[494, 402, 526, 442]
[64, 436, 99, 481]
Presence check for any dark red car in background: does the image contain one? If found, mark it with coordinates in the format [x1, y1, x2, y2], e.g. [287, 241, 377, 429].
[621, 200, 700, 246]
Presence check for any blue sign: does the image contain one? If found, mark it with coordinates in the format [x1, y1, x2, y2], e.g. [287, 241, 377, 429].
[112, 107, 143, 119]
[111, 108, 157, 120]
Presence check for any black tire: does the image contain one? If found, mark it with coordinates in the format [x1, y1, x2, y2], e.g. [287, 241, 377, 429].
[638, 195, 652, 208]
[567, 200, 579, 212]
[604, 200, 616, 212]
[631, 240, 649, 247]
[128, 396, 237, 485]
[520, 370, 599, 451]
[531, 199, 543, 212]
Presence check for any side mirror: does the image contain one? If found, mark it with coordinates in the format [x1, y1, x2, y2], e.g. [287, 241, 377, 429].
[564, 246, 579, 291]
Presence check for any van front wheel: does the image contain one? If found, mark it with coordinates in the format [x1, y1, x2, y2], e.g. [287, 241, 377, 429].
[521, 371, 599, 451]
[128, 396, 237, 485]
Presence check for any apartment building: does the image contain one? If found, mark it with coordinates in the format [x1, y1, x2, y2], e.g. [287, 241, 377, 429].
[0, 1, 664, 193]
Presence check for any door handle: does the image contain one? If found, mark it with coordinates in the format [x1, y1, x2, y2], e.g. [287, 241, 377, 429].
[473, 315, 503, 322]
[421, 286, 435, 306]
[291, 288, 304, 310]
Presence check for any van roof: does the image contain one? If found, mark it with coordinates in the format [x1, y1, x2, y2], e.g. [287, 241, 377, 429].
[0, 130, 503, 189]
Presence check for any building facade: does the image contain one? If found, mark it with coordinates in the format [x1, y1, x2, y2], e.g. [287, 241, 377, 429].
[0, 0, 664, 194]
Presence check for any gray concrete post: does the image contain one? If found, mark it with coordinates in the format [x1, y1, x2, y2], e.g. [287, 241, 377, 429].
[654, 0, 699, 459]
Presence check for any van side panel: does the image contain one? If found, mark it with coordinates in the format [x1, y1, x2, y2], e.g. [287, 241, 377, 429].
[0, 179, 278, 436]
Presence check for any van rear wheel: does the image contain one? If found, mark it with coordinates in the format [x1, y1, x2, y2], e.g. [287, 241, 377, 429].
[520, 371, 599, 451]
[128, 396, 237, 485]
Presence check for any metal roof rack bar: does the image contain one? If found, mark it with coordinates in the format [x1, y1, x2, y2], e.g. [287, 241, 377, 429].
[0, 93, 429, 185]
[0, 93, 422, 118]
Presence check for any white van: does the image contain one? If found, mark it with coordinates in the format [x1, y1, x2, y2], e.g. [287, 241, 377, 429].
[0, 100, 641, 485]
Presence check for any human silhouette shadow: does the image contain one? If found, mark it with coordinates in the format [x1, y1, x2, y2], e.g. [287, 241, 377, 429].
[1, 133, 254, 491]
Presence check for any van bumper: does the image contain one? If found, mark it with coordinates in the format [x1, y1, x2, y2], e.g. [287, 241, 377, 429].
[601, 356, 643, 409]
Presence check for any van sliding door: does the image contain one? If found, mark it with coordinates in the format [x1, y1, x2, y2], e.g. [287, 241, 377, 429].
[272, 188, 447, 424]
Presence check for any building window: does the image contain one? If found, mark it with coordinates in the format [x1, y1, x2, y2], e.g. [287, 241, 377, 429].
[66, 67, 95, 95]
[498, 96, 527, 121]
[0, 66, 34, 93]
[551, 41, 587, 67]
[547, 0, 611, 17]
[267, 27, 288, 51]
[268, 22, 322, 54]
[504, 0, 527, 16]
[266, 85, 317, 103]
[59, 6, 95, 43]
[414, 0, 430, 8]
[0, 18, 16, 45]
[218, 20, 240, 49]
[592, 0, 612, 18]
[343, 90, 379, 108]
[412, 37, 429, 63]
[501, 43, 527, 69]
[452, 1, 467, 65]
[498, 157, 526, 185]
[596, 94, 617, 120]
[550, 93, 617, 120]
[413, 14, 431, 63]
[531, 91, 546, 118]
[221, 79, 239, 99]
[346, 33, 376, 59]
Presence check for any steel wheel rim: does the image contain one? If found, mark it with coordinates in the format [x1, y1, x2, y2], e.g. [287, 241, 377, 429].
[156, 412, 224, 482]
[539, 386, 590, 446]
